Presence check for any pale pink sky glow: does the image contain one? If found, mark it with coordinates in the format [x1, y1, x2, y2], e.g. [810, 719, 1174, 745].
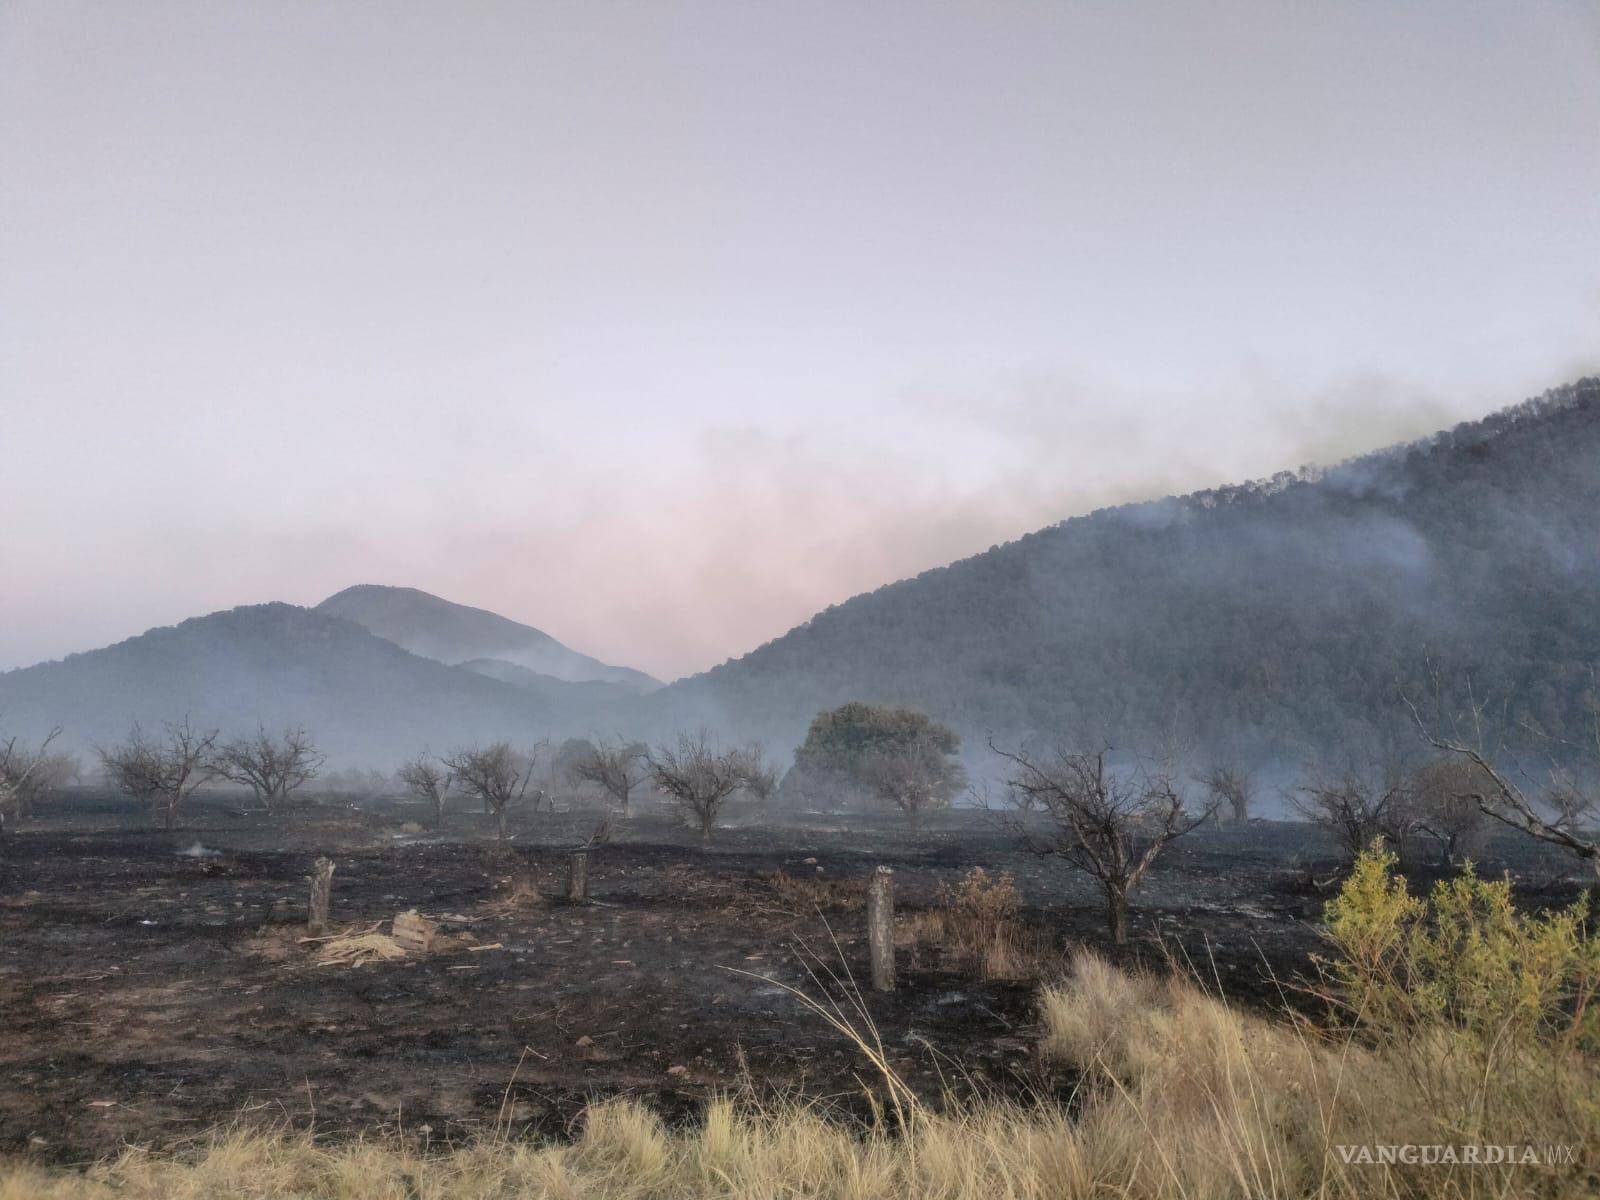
[3, 1, 1597, 679]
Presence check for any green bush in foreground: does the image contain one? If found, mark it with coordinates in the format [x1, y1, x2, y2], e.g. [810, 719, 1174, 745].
[1323, 840, 1600, 1051]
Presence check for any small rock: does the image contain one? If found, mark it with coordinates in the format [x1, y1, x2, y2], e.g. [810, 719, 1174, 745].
[575, 1035, 595, 1048]
[666, 1064, 688, 1077]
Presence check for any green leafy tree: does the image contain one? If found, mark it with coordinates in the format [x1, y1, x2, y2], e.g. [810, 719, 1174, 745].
[790, 703, 964, 819]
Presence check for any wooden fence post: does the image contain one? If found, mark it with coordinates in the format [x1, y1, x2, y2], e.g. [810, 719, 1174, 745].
[568, 850, 589, 902]
[867, 865, 895, 991]
[308, 857, 334, 935]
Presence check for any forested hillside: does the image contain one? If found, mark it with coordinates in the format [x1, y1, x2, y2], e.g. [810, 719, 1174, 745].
[661, 380, 1600, 765]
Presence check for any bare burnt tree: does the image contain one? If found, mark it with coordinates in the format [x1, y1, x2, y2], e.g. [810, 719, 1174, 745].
[397, 754, 453, 826]
[99, 732, 163, 820]
[214, 726, 324, 814]
[1290, 764, 1409, 864]
[1408, 685, 1600, 882]
[858, 733, 966, 832]
[1196, 761, 1254, 826]
[1376, 780, 1424, 867]
[993, 740, 1215, 944]
[0, 726, 63, 825]
[646, 730, 750, 844]
[19, 748, 77, 819]
[738, 743, 779, 808]
[100, 719, 219, 830]
[569, 739, 648, 816]
[443, 742, 537, 841]
[1543, 777, 1598, 833]
[1410, 757, 1490, 866]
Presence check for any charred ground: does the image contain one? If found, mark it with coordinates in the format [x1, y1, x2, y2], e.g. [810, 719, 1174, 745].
[0, 793, 1582, 1162]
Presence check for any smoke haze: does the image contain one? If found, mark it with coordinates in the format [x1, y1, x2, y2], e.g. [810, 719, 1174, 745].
[3, 1, 1597, 678]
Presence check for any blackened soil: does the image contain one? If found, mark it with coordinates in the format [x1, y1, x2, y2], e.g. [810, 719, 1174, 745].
[0, 794, 1582, 1161]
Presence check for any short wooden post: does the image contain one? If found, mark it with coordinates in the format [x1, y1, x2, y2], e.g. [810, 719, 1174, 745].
[308, 857, 334, 935]
[867, 865, 895, 991]
[568, 850, 589, 902]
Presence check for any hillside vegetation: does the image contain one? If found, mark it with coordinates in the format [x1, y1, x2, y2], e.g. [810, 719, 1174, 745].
[664, 380, 1600, 765]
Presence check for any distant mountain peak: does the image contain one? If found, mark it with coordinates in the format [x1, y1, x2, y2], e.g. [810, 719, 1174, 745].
[0, 602, 569, 766]
[314, 584, 660, 692]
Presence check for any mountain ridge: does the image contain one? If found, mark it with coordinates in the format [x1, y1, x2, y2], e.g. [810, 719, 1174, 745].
[652, 378, 1600, 763]
[3, 381, 1596, 773]
[315, 584, 660, 692]
[0, 602, 612, 766]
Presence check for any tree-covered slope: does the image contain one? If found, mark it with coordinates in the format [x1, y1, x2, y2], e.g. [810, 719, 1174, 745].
[662, 380, 1600, 763]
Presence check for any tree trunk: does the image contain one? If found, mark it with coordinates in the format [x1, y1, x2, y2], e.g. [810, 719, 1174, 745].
[1106, 885, 1130, 946]
[867, 866, 895, 991]
[568, 850, 589, 902]
[496, 806, 507, 841]
[700, 813, 713, 844]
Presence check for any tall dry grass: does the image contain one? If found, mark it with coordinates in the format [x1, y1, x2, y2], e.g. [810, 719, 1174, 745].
[6, 949, 1592, 1199]
[1037, 945, 1598, 1199]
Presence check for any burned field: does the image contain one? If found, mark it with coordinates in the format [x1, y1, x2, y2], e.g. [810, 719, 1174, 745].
[0, 796, 1575, 1162]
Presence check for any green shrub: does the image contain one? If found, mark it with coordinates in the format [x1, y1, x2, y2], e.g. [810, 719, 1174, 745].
[1322, 841, 1600, 1052]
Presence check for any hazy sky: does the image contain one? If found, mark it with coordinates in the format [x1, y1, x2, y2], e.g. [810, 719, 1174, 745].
[3, 1, 1597, 681]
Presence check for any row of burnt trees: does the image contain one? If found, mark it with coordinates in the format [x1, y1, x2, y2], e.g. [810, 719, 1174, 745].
[981, 733, 1600, 946]
[398, 732, 780, 842]
[97, 720, 324, 828]
[1190, 755, 1498, 868]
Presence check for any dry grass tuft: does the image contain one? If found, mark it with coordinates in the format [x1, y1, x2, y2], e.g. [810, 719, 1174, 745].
[908, 867, 1060, 981]
[314, 930, 407, 966]
[760, 868, 867, 912]
[1038, 948, 1599, 1198]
